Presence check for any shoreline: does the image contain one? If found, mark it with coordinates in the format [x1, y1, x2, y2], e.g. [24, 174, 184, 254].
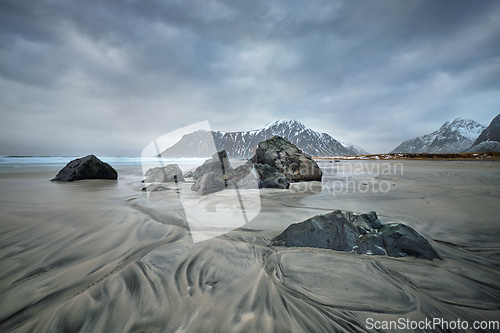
[314, 151, 500, 160]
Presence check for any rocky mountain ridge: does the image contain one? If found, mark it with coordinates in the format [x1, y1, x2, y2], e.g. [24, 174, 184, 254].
[160, 120, 368, 158]
[390, 118, 485, 154]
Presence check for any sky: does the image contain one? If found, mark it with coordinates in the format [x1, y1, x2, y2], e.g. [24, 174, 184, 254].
[1, 0, 499, 156]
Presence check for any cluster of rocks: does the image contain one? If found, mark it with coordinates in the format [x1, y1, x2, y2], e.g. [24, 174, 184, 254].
[189, 151, 255, 195]
[190, 136, 322, 195]
[272, 210, 440, 260]
[51, 155, 440, 260]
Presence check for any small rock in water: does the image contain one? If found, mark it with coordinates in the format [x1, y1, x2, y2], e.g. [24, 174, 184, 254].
[51, 155, 118, 182]
[142, 184, 171, 192]
[272, 210, 440, 260]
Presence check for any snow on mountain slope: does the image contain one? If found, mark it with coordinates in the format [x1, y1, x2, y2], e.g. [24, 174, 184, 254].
[390, 118, 485, 154]
[339, 141, 369, 156]
[159, 120, 368, 158]
[466, 114, 500, 152]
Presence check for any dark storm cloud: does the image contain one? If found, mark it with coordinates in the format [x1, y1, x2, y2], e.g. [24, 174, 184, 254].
[1, 0, 499, 155]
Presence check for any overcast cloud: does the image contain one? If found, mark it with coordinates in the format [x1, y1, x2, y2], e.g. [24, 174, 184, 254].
[1, 0, 499, 155]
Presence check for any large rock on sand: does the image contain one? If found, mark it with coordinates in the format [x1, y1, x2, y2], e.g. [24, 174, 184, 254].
[193, 150, 232, 180]
[220, 161, 290, 190]
[254, 163, 290, 189]
[190, 148, 291, 194]
[191, 172, 225, 195]
[377, 223, 440, 260]
[144, 164, 184, 183]
[190, 161, 259, 194]
[51, 155, 118, 182]
[251, 136, 322, 182]
[221, 161, 257, 189]
[272, 210, 440, 260]
[190, 159, 290, 194]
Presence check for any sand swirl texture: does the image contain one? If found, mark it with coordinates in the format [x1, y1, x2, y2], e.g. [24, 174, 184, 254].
[1, 161, 499, 332]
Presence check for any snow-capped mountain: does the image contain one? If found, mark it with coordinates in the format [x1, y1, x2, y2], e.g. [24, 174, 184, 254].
[466, 114, 500, 152]
[390, 118, 485, 154]
[159, 120, 369, 158]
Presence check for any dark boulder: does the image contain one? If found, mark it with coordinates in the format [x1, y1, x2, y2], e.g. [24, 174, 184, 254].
[251, 136, 322, 182]
[144, 164, 184, 183]
[361, 211, 383, 229]
[357, 233, 386, 255]
[193, 150, 232, 180]
[51, 155, 118, 182]
[254, 164, 290, 189]
[272, 210, 440, 260]
[190, 153, 290, 193]
[191, 172, 225, 195]
[189, 160, 260, 193]
[378, 223, 441, 260]
[219, 161, 289, 190]
[273, 210, 360, 251]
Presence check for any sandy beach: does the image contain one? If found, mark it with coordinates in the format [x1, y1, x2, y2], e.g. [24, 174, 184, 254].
[0, 159, 499, 332]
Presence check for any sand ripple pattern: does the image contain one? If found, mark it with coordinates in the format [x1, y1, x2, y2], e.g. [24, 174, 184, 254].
[4, 229, 500, 333]
[1, 168, 500, 332]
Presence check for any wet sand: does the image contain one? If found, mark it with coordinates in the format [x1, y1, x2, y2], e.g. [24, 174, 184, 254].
[0, 160, 499, 332]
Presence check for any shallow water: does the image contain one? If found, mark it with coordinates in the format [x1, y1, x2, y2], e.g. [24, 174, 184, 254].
[0, 160, 499, 332]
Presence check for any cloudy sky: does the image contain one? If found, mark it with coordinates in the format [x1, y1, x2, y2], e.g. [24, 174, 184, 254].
[1, 0, 499, 156]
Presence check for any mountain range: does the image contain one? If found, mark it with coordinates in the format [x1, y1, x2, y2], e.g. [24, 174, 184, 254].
[390, 118, 485, 154]
[159, 120, 368, 158]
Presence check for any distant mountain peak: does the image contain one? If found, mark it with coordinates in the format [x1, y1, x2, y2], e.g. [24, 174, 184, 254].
[448, 117, 481, 129]
[160, 120, 368, 158]
[257, 119, 306, 130]
[391, 118, 485, 154]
